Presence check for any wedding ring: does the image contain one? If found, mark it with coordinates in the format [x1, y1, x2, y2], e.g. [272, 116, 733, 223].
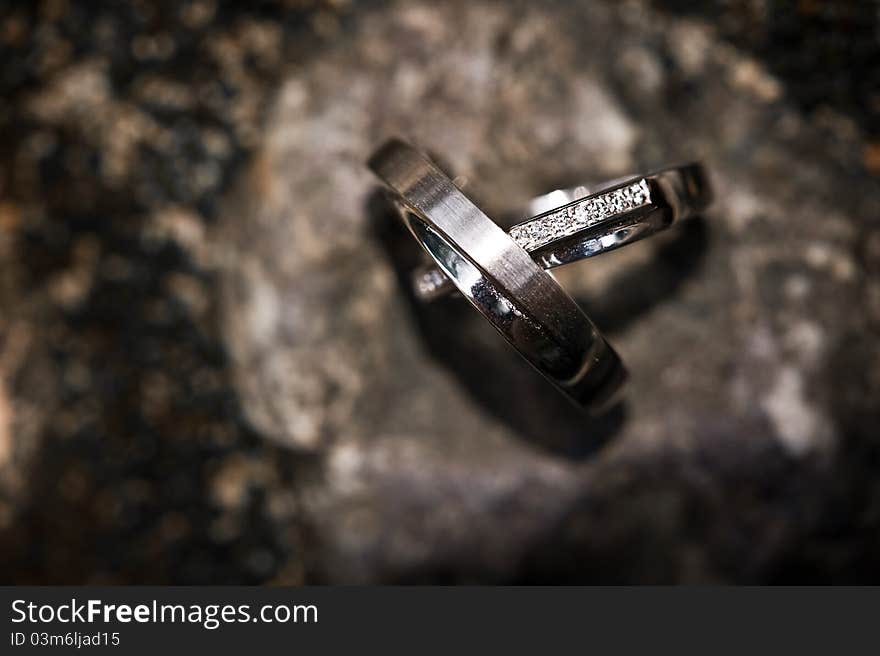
[413, 164, 710, 300]
[368, 138, 627, 412]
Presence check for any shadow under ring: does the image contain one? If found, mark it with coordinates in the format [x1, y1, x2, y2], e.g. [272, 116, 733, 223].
[368, 138, 626, 413]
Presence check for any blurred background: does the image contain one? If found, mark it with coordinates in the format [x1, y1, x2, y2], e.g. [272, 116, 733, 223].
[1, 0, 879, 584]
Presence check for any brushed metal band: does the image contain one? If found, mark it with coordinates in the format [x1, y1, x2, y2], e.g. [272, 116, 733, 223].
[368, 138, 626, 412]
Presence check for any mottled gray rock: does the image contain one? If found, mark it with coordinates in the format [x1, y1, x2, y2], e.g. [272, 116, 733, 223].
[217, 1, 880, 581]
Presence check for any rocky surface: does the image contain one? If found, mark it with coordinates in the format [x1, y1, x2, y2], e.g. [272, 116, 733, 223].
[1, 0, 879, 583]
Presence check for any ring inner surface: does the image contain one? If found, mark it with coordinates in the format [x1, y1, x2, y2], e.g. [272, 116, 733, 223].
[402, 211, 578, 380]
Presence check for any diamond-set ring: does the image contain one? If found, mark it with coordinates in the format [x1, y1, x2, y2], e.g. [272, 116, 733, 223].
[410, 164, 708, 302]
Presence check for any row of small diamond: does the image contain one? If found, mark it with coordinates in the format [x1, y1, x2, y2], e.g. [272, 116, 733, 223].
[508, 179, 651, 252]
